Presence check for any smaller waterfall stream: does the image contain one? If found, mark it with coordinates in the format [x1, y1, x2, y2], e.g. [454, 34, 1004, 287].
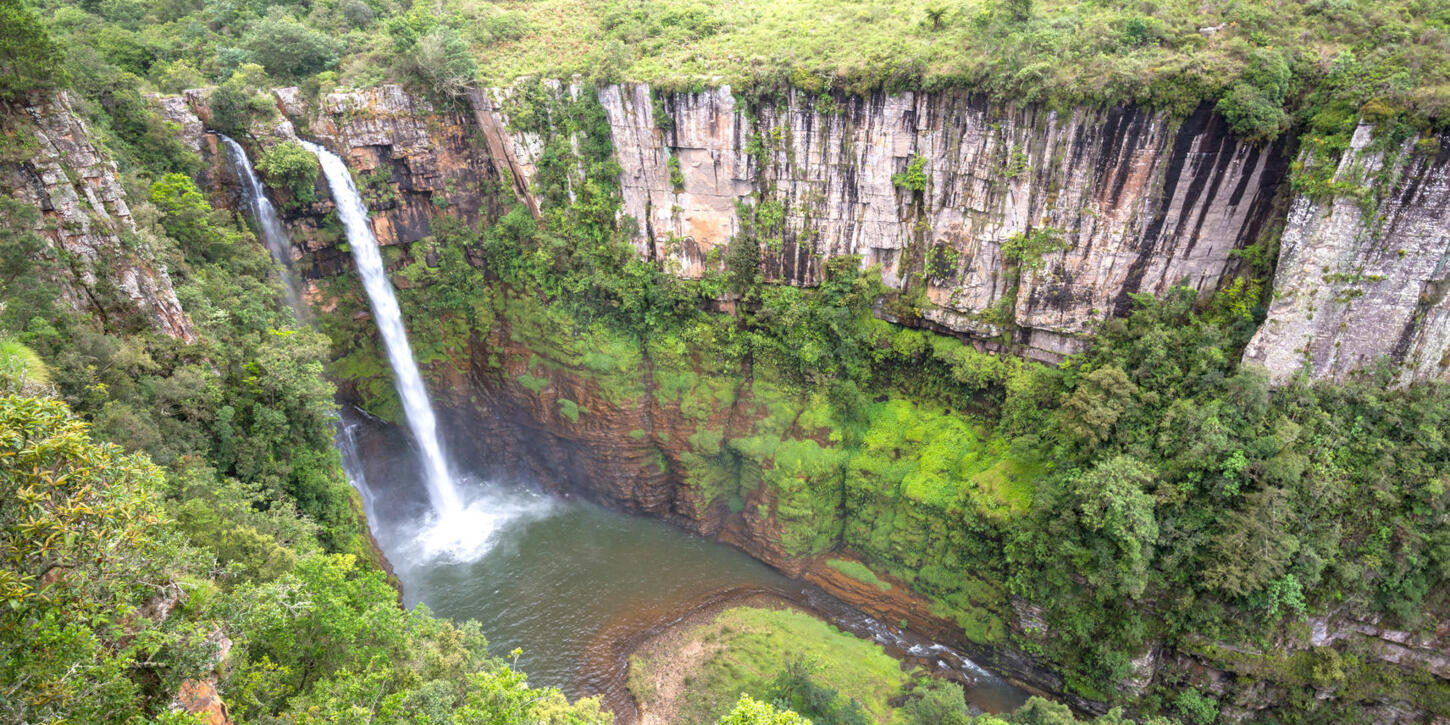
[220, 135, 304, 313]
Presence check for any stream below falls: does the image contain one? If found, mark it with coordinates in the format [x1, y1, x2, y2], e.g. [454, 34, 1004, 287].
[339, 408, 1030, 721]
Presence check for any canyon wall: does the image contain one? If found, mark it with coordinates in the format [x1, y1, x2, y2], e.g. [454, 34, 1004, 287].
[144, 84, 1450, 718]
[2, 92, 193, 341]
[608, 86, 1290, 360]
[1244, 124, 1450, 383]
[164, 82, 1450, 380]
[419, 298, 1449, 723]
[174, 83, 1294, 362]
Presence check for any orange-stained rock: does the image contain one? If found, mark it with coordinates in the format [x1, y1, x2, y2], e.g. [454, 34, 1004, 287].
[176, 678, 232, 725]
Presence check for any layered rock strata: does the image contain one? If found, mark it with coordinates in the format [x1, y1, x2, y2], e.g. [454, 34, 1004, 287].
[172, 83, 1292, 363]
[606, 86, 1289, 360]
[3, 92, 193, 341]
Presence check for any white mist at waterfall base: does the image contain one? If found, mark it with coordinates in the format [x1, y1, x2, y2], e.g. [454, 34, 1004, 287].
[305, 140, 532, 562]
[403, 481, 557, 567]
[219, 135, 304, 314]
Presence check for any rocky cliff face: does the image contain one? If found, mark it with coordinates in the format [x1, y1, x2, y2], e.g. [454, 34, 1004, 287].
[163, 81, 1450, 380]
[1245, 125, 1450, 383]
[153, 83, 1450, 718]
[168, 85, 529, 287]
[422, 305, 1446, 722]
[607, 85, 1289, 360]
[175, 83, 1289, 362]
[2, 92, 194, 341]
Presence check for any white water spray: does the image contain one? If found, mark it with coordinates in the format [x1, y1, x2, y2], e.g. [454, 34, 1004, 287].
[220, 135, 304, 312]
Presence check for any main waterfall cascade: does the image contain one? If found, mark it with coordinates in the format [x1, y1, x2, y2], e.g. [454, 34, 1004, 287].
[219, 135, 304, 313]
[304, 140, 533, 560]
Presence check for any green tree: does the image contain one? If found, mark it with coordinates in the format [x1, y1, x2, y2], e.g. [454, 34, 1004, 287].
[401, 25, 478, 99]
[0, 395, 210, 722]
[256, 140, 321, 206]
[1058, 366, 1137, 446]
[243, 11, 341, 80]
[1004, 0, 1032, 23]
[1217, 49, 1294, 141]
[208, 63, 276, 136]
[0, 0, 66, 101]
[1069, 456, 1159, 599]
[903, 679, 970, 725]
[717, 694, 810, 725]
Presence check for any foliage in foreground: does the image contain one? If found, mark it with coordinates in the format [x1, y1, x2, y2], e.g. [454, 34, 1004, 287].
[0, 90, 610, 721]
[0, 390, 610, 723]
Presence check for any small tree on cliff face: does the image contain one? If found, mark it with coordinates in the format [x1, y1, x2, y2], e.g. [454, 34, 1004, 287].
[256, 141, 320, 206]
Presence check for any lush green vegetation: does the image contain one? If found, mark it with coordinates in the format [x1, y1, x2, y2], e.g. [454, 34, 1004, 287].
[630, 606, 910, 723]
[0, 340, 608, 724]
[631, 607, 1155, 725]
[10, 0, 1450, 139]
[827, 558, 892, 591]
[299, 80, 1450, 722]
[0, 50, 610, 722]
[5, 0, 1450, 721]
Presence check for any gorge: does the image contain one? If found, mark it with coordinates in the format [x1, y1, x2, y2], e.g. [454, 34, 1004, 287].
[157, 78, 1450, 722]
[5, 1, 1450, 722]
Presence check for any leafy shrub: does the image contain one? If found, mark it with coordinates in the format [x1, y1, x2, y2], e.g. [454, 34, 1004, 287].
[1176, 688, 1219, 725]
[902, 680, 971, 725]
[717, 694, 808, 725]
[892, 155, 928, 191]
[668, 153, 685, 189]
[256, 140, 320, 206]
[243, 11, 341, 80]
[1217, 49, 1294, 141]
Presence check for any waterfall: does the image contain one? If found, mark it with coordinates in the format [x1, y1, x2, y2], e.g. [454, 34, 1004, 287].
[302, 141, 464, 516]
[337, 416, 377, 523]
[220, 135, 304, 313]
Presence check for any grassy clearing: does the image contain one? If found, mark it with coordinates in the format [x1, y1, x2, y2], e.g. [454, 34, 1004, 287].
[631, 606, 912, 724]
[827, 558, 892, 592]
